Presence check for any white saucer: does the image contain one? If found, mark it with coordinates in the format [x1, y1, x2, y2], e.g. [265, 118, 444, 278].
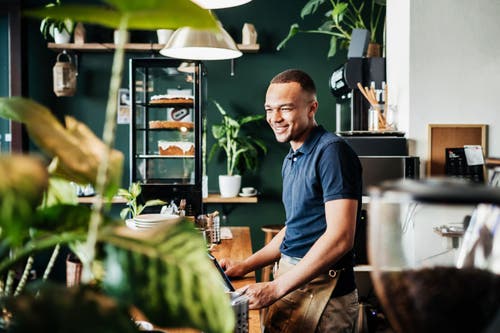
[239, 191, 257, 197]
[133, 214, 178, 223]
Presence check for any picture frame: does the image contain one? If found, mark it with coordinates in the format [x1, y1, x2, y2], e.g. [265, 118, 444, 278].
[427, 124, 487, 176]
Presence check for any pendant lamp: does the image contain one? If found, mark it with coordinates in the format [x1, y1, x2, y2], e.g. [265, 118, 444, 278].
[160, 22, 242, 60]
[191, 0, 252, 9]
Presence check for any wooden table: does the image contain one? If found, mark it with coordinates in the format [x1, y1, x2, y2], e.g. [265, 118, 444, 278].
[159, 227, 261, 333]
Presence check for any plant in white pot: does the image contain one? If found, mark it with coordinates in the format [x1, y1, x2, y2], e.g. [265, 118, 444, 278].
[40, 0, 74, 43]
[209, 101, 267, 198]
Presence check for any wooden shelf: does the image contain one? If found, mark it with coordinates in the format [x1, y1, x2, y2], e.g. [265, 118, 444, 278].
[79, 194, 258, 204]
[48, 42, 259, 53]
[78, 195, 127, 204]
[203, 193, 257, 204]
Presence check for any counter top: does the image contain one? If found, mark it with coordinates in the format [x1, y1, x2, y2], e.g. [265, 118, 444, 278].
[78, 194, 257, 204]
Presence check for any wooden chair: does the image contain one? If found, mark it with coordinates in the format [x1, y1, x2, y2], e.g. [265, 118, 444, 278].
[260, 224, 284, 282]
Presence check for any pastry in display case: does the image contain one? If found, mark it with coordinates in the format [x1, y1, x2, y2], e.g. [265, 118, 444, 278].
[129, 58, 204, 216]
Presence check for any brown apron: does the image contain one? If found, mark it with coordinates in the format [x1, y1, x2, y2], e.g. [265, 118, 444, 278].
[263, 258, 341, 333]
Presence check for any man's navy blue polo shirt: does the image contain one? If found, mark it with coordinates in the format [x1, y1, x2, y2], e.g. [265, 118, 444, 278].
[280, 126, 362, 295]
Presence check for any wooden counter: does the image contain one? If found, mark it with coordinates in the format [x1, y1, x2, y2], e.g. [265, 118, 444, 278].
[159, 227, 261, 333]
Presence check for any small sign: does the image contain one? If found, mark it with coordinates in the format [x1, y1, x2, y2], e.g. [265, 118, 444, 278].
[464, 145, 484, 166]
[117, 88, 130, 124]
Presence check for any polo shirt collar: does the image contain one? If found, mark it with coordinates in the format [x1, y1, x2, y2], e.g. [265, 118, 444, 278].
[286, 125, 325, 160]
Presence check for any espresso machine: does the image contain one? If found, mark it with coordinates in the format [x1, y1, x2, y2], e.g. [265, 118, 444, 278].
[330, 56, 387, 132]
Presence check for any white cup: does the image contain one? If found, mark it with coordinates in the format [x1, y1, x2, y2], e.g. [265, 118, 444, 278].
[242, 187, 255, 195]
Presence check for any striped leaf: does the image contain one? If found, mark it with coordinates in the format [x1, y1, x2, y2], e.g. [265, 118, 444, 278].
[100, 220, 235, 333]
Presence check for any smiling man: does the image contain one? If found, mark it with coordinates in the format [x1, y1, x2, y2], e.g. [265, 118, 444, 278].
[220, 69, 362, 332]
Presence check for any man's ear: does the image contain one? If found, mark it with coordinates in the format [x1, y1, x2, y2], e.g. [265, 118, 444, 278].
[309, 100, 319, 117]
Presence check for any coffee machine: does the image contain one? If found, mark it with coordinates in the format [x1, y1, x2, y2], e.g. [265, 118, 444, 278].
[330, 57, 386, 132]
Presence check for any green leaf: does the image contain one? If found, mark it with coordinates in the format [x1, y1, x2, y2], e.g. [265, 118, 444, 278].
[33, 204, 93, 234]
[212, 124, 226, 139]
[101, 221, 235, 333]
[0, 155, 48, 247]
[332, 2, 349, 23]
[24, 0, 218, 30]
[318, 19, 333, 31]
[225, 117, 240, 129]
[328, 35, 337, 58]
[239, 114, 265, 125]
[208, 143, 220, 162]
[142, 199, 167, 212]
[300, 0, 326, 18]
[41, 177, 78, 208]
[4, 285, 141, 333]
[277, 23, 300, 51]
[0, 98, 123, 196]
[252, 138, 268, 154]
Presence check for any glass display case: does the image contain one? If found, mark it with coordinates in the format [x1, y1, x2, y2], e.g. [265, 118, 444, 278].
[130, 58, 204, 216]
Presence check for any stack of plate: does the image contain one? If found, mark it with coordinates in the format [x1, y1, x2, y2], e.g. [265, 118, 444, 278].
[126, 214, 179, 230]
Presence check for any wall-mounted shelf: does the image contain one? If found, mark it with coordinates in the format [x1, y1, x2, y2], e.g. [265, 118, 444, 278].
[48, 42, 259, 53]
[203, 193, 257, 204]
[78, 193, 257, 205]
[78, 196, 127, 204]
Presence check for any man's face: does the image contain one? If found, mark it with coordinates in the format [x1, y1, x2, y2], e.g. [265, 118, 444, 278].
[265, 82, 317, 149]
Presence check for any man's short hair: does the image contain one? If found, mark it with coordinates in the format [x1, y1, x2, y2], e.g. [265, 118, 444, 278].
[270, 69, 316, 95]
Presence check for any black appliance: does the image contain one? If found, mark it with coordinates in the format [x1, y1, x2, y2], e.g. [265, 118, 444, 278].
[359, 156, 420, 195]
[330, 57, 387, 131]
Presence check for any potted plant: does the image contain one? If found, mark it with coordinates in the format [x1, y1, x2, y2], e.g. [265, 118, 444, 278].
[0, 1, 235, 332]
[40, 0, 74, 43]
[208, 101, 267, 197]
[117, 182, 166, 220]
[278, 0, 386, 58]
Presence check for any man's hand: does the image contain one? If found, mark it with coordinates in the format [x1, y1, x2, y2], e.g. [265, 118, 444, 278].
[237, 281, 282, 309]
[218, 258, 248, 278]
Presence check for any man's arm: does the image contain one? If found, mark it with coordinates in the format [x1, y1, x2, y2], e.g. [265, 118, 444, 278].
[220, 226, 286, 278]
[242, 198, 357, 309]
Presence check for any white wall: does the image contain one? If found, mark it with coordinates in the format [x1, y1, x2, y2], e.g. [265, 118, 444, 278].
[388, 0, 500, 174]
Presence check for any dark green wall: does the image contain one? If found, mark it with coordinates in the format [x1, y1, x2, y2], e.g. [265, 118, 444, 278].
[18, 0, 346, 253]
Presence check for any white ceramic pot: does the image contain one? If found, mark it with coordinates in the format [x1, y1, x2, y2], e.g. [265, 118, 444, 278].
[218, 175, 241, 198]
[53, 28, 71, 44]
[202, 175, 208, 199]
[157, 29, 174, 44]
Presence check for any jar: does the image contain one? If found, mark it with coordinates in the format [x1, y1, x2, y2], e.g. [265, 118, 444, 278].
[368, 178, 500, 333]
[368, 104, 398, 131]
[368, 105, 382, 131]
[385, 104, 398, 131]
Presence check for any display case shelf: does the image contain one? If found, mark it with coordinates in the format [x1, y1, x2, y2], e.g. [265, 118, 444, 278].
[136, 154, 195, 159]
[136, 102, 194, 108]
[136, 128, 193, 132]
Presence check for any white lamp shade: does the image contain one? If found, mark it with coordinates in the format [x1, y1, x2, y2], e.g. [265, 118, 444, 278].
[160, 24, 242, 60]
[191, 0, 252, 9]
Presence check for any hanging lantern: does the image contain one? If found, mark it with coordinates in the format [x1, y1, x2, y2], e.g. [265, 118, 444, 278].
[53, 51, 77, 97]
